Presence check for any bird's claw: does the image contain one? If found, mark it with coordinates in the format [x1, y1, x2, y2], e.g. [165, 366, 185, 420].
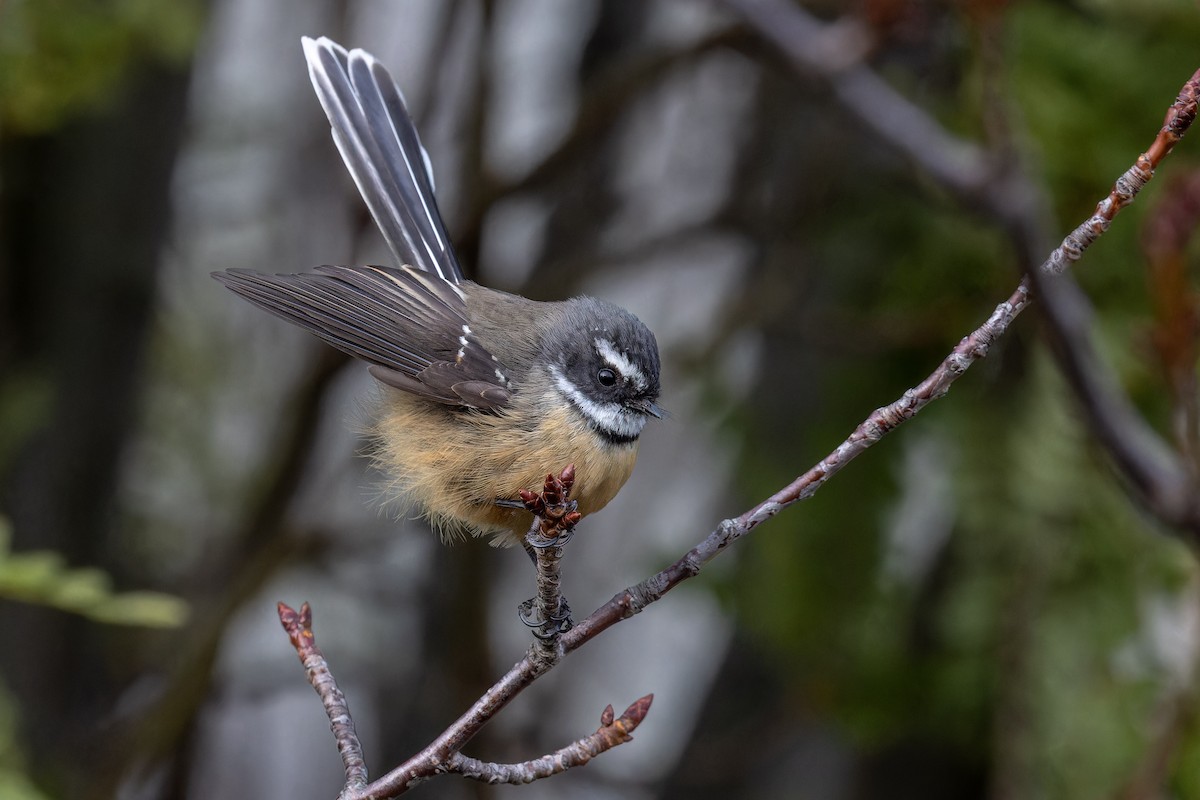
[527, 526, 575, 549]
[518, 596, 573, 638]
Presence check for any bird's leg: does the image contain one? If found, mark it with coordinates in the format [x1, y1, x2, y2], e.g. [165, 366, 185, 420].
[516, 465, 579, 640]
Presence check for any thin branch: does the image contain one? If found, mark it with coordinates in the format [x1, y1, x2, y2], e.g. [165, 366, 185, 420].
[564, 284, 1031, 650]
[517, 465, 580, 661]
[277, 604, 649, 795]
[443, 695, 652, 785]
[278, 602, 368, 791]
[342, 658, 541, 797]
[1025, 68, 1200, 535]
[524, 539, 568, 664]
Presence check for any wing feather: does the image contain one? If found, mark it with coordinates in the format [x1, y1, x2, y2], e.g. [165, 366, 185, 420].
[214, 265, 512, 410]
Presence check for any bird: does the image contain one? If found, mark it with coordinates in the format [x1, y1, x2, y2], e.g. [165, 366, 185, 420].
[213, 37, 663, 548]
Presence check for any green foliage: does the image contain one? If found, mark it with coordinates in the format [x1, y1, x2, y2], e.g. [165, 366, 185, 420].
[0, 772, 51, 800]
[0, 514, 184, 799]
[0, 0, 203, 133]
[0, 518, 187, 627]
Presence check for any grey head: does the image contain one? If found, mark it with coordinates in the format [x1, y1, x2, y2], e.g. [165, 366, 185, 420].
[545, 297, 663, 445]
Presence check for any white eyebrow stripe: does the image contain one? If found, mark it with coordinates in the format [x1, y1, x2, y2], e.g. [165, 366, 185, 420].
[594, 338, 646, 391]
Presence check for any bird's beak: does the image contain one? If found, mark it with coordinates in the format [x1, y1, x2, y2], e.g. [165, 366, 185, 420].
[630, 399, 666, 419]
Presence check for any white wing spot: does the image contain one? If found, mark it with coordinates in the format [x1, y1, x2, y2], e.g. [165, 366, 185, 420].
[455, 324, 472, 361]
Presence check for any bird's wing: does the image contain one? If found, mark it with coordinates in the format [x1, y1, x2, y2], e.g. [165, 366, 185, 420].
[214, 266, 512, 410]
[302, 36, 464, 283]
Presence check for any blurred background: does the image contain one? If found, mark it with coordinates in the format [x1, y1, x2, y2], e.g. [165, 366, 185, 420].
[3, 0, 1200, 798]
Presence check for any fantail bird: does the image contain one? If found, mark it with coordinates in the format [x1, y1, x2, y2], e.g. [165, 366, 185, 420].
[213, 37, 663, 547]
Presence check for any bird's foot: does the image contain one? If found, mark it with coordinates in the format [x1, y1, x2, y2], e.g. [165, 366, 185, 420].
[517, 594, 573, 638]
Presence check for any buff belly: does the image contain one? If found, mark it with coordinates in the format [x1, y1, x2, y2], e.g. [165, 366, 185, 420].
[372, 391, 640, 545]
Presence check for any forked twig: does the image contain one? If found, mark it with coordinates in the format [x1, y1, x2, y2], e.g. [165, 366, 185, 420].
[443, 695, 653, 785]
[277, 604, 650, 796]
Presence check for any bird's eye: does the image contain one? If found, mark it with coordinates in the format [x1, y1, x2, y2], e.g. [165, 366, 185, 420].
[597, 368, 617, 386]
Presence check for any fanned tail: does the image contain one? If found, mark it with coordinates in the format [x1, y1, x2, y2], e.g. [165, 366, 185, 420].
[302, 36, 464, 283]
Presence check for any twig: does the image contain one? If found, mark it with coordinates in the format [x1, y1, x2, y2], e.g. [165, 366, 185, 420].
[565, 294, 1032, 648]
[1025, 68, 1200, 536]
[518, 465, 581, 660]
[278, 602, 369, 792]
[1044, 73, 1197, 276]
[443, 695, 653, 785]
[519, 535, 569, 664]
